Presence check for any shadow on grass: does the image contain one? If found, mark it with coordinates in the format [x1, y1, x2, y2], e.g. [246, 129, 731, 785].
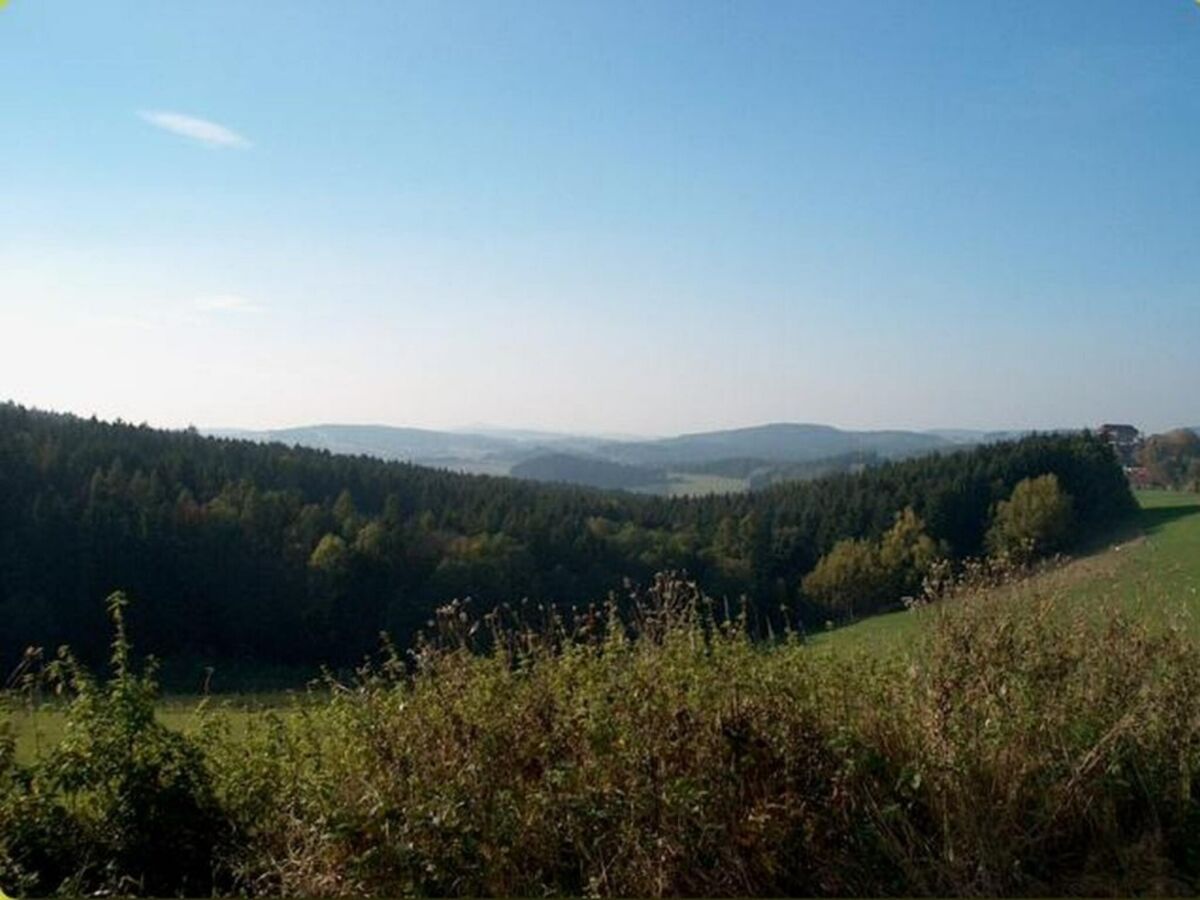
[1138, 502, 1200, 536]
[1067, 500, 1198, 557]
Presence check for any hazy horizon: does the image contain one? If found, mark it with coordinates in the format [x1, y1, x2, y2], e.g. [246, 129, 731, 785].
[3, 1, 1198, 435]
[6, 397, 1178, 444]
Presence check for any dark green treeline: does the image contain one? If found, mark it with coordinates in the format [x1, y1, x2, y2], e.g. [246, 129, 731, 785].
[0, 402, 1134, 676]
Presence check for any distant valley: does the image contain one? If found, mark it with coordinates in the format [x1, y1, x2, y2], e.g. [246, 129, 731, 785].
[207, 422, 1030, 494]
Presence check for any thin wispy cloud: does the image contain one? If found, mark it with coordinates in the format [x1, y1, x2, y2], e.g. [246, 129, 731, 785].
[194, 294, 265, 313]
[138, 110, 252, 149]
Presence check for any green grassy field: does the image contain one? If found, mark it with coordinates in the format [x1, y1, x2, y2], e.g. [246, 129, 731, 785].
[4, 692, 313, 765]
[627, 470, 750, 496]
[1114, 489, 1200, 622]
[6, 490, 1197, 764]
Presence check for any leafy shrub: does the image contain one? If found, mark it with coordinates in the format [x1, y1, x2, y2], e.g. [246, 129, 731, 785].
[847, 584, 1200, 894]
[803, 507, 940, 616]
[878, 506, 941, 598]
[801, 536, 887, 617]
[214, 575, 1200, 897]
[986, 473, 1075, 563]
[209, 579, 888, 895]
[0, 705, 27, 897]
[2, 594, 227, 896]
[5, 574, 1200, 896]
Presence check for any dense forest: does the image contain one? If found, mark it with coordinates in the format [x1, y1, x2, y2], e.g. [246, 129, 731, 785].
[0, 402, 1135, 679]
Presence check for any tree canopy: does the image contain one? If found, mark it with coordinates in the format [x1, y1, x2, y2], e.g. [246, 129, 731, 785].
[0, 402, 1135, 682]
[985, 474, 1075, 563]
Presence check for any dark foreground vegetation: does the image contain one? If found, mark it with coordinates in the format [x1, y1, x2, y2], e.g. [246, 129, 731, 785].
[3, 575, 1199, 897]
[0, 403, 1133, 679]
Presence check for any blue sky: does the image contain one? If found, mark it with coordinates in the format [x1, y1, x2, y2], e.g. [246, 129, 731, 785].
[1, 1, 1197, 434]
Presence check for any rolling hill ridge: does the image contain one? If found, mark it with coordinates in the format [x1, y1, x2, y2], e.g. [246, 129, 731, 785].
[204, 421, 1004, 493]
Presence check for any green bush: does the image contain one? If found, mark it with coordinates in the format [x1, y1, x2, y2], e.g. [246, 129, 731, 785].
[212, 578, 891, 896]
[1, 594, 227, 897]
[846, 587, 1200, 894]
[801, 536, 887, 617]
[0, 706, 26, 897]
[4, 577, 1200, 896]
[803, 507, 940, 616]
[213, 575, 1200, 897]
[986, 473, 1075, 563]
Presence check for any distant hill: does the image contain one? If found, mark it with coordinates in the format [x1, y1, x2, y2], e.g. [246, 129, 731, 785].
[208, 424, 517, 462]
[206, 421, 1028, 494]
[924, 428, 1034, 445]
[602, 423, 954, 467]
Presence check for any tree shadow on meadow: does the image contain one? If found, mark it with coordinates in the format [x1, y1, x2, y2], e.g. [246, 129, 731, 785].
[1138, 501, 1200, 536]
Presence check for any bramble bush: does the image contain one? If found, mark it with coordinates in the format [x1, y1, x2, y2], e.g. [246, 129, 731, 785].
[213, 575, 1200, 897]
[3, 574, 1199, 897]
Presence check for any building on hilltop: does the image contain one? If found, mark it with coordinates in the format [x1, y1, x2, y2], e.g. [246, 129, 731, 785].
[1099, 423, 1141, 467]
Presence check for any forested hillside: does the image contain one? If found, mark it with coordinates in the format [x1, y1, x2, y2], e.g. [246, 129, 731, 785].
[0, 402, 1134, 678]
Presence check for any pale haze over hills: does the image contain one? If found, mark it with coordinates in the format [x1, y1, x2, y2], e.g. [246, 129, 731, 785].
[207, 420, 1040, 494]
